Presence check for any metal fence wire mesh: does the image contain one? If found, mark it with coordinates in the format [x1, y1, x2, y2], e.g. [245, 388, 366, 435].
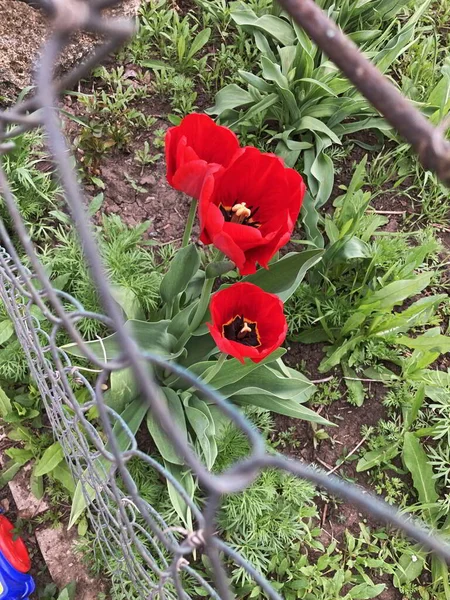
[1, 1, 450, 599]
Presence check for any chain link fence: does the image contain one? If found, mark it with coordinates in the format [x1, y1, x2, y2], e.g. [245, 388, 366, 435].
[0, 1, 450, 598]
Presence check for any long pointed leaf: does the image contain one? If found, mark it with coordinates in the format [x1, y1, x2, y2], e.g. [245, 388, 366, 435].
[69, 399, 148, 528]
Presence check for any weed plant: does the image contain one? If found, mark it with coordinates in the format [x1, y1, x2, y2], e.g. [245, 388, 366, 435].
[1, 130, 60, 239]
[75, 409, 421, 599]
[38, 215, 166, 339]
[286, 160, 444, 392]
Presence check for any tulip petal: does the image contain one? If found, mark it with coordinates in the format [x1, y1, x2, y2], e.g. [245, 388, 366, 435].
[165, 113, 240, 198]
[179, 114, 240, 166]
[222, 222, 264, 250]
[173, 161, 222, 200]
[211, 231, 247, 273]
[208, 282, 287, 363]
[198, 146, 306, 275]
[207, 324, 246, 363]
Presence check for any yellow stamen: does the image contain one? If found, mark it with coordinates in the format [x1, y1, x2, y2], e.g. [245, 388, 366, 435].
[231, 202, 251, 222]
[240, 322, 252, 335]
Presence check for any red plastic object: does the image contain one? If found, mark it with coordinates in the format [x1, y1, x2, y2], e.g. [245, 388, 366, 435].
[0, 516, 31, 573]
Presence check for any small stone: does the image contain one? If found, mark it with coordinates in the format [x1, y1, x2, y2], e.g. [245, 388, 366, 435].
[35, 526, 105, 600]
[4, 462, 49, 517]
[140, 174, 157, 187]
[124, 68, 138, 79]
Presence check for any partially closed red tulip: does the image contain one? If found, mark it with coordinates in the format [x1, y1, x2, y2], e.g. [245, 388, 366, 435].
[207, 282, 287, 363]
[165, 113, 240, 199]
[199, 147, 306, 275]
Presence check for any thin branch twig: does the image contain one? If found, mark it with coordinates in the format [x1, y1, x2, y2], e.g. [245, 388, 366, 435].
[371, 210, 406, 215]
[343, 376, 384, 383]
[327, 436, 368, 475]
[311, 375, 335, 384]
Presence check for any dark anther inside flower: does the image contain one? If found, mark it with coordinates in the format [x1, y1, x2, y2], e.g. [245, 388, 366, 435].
[222, 315, 261, 347]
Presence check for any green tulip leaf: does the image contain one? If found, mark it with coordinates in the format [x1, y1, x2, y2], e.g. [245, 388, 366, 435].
[110, 286, 145, 320]
[146, 388, 187, 466]
[69, 398, 148, 528]
[230, 9, 295, 45]
[185, 405, 213, 468]
[242, 249, 323, 301]
[220, 365, 315, 403]
[232, 394, 330, 424]
[187, 395, 218, 468]
[164, 462, 195, 529]
[185, 348, 286, 391]
[105, 368, 139, 414]
[207, 84, 254, 114]
[61, 320, 176, 361]
[160, 244, 201, 304]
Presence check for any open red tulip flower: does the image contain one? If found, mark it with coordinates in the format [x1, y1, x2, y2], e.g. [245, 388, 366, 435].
[207, 282, 287, 364]
[165, 113, 240, 199]
[199, 146, 306, 275]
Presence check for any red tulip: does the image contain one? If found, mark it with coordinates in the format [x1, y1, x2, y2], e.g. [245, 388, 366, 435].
[207, 282, 287, 363]
[199, 147, 306, 275]
[165, 113, 240, 199]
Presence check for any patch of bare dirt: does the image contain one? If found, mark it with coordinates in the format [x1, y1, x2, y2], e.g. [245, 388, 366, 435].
[272, 346, 404, 599]
[98, 154, 194, 243]
[284, 340, 328, 380]
[0, 0, 142, 101]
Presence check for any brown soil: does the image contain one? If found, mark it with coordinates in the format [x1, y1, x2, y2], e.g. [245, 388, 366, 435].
[62, 85, 200, 243]
[99, 153, 193, 243]
[0, 0, 142, 101]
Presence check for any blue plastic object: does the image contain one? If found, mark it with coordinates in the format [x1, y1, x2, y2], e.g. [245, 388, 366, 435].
[0, 550, 35, 600]
[0, 515, 35, 600]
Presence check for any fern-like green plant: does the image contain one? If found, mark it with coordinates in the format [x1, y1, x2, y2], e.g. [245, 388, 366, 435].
[39, 215, 166, 339]
[1, 130, 59, 226]
[0, 340, 29, 382]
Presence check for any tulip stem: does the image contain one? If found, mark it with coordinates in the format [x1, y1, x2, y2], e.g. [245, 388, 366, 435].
[189, 276, 215, 332]
[187, 352, 227, 392]
[182, 199, 197, 247]
[203, 352, 228, 385]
